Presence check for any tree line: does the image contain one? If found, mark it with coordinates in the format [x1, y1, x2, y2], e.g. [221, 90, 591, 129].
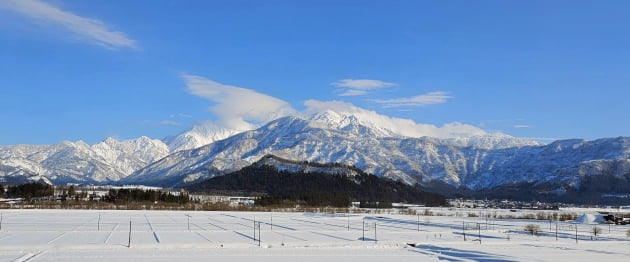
[187, 164, 447, 207]
[102, 188, 190, 204]
[0, 183, 189, 205]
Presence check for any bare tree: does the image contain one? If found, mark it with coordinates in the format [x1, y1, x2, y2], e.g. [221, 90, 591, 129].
[524, 224, 540, 236]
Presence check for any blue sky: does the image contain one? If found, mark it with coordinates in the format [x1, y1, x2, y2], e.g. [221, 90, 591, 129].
[1, 0, 629, 145]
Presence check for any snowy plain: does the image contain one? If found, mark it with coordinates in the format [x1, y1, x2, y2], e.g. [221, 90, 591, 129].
[0, 208, 629, 261]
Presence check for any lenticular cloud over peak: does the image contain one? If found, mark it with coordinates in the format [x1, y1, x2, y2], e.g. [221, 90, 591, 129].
[182, 74, 296, 131]
[183, 74, 488, 140]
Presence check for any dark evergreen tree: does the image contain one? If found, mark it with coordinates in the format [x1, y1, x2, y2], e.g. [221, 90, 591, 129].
[68, 185, 76, 197]
[6, 183, 53, 200]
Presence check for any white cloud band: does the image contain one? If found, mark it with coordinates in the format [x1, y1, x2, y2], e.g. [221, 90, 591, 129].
[332, 79, 396, 96]
[183, 74, 297, 131]
[371, 91, 452, 108]
[0, 0, 136, 49]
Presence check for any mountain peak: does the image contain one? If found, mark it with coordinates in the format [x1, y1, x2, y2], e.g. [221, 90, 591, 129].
[309, 110, 357, 124]
[164, 121, 244, 153]
[306, 110, 400, 138]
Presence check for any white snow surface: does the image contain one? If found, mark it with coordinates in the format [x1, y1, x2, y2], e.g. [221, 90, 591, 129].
[0, 208, 628, 261]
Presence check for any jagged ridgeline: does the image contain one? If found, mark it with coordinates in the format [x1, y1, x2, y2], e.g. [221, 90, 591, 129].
[186, 155, 447, 207]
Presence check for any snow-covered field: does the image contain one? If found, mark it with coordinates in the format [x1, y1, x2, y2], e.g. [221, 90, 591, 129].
[0, 208, 629, 261]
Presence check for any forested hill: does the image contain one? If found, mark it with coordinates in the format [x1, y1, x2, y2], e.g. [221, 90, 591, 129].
[186, 163, 446, 207]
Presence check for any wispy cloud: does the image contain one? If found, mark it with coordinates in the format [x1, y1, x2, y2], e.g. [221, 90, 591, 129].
[371, 91, 452, 108]
[159, 120, 181, 126]
[519, 137, 559, 143]
[513, 125, 531, 129]
[331, 79, 396, 96]
[182, 74, 296, 131]
[170, 113, 192, 119]
[0, 0, 136, 50]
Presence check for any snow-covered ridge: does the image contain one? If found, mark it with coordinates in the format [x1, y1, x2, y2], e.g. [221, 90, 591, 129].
[253, 154, 361, 177]
[125, 113, 629, 191]
[1, 109, 626, 194]
[164, 120, 244, 153]
[0, 137, 169, 184]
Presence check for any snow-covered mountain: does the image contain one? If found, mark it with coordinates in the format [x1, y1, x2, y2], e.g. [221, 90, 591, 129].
[2, 109, 627, 201]
[0, 120, 243, 185]
[304, 110, 539, 149]
[0, 137, 169, 185]
[164, 121, 243, 153]
[124, 114, 593, 188]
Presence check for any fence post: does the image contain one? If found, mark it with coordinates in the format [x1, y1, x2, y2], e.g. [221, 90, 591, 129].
[462, 221, 466, 241]
[575, 225, 578, 244]
[128, 220, 132, 248]
[253, 221, 261, 246]
[374, 222, 377, 244]
[347, 212, 349, 231]
[478, 223, 481, 244]
[486, 216, 488, 230]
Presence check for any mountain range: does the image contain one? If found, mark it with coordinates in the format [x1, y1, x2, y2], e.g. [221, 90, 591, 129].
[1, 110, 628, 203]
